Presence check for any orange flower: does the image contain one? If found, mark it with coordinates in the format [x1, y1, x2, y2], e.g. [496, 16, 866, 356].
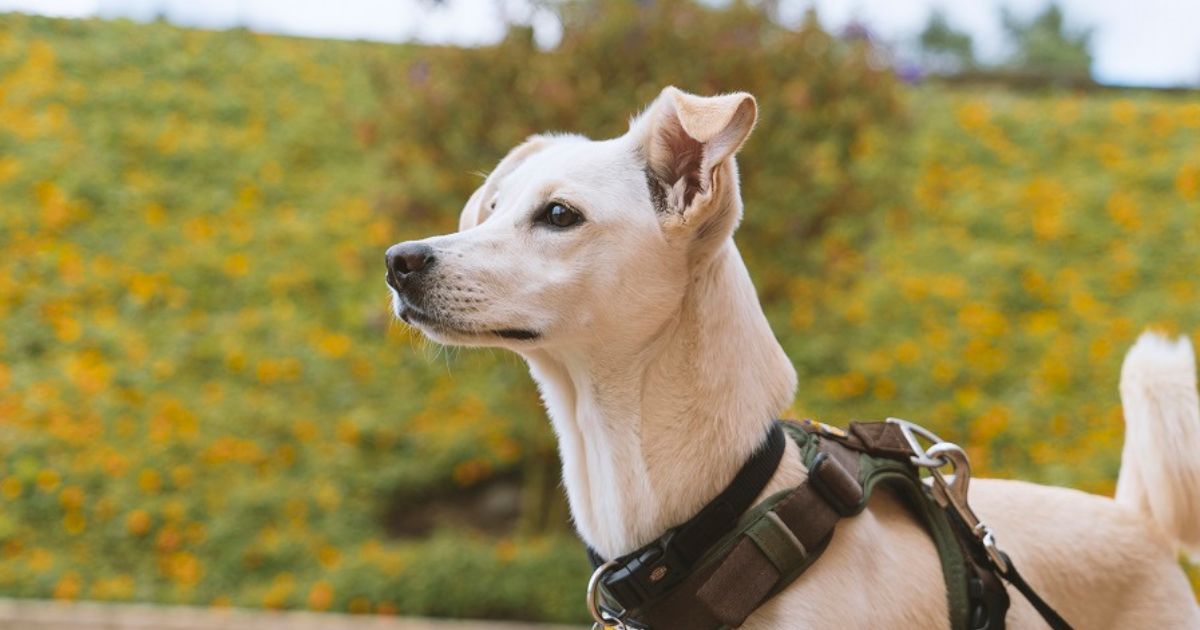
[307, 580, 334, 611]
[126, 510, 152, 536]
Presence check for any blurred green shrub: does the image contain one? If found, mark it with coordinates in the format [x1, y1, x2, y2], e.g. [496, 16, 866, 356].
[0, 0, 1196, 621]
[793, 89, 1200, 490]
[381, 0, 903, 276]
[0, 12, 579, 620]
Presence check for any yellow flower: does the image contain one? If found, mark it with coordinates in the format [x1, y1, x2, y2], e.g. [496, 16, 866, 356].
[315, 332, 352, 358]
[1110, 99, 1137, 125]
[63, 511, 86, 535]
[972, 406, 1011, 443]
[59, 485, 84, 510]
[168, 552, 203, 587]
[0, 477, 21, 500]
[143, 202, 167, 226]
[66, 349, 113, 393]
[1022, 178, 1067, 241]
[1106, 191, 1141, 231]
[28, 548, 54, 573]
[170, 465, 194, 488]
[1176, 164, 1200, 201]
[53, 572, 81, 600]
[873, 377, 898, 400]
[932, 360, 957, 386]
[222, 252, 250, 277]
[137, 468, 162, 493]
[314, 482, 341, 511]
[292, 419, 318, 442]
[335, 418, 359, 444]
[955, 100, 990, 132]
[126, 510, 152, 536]
[495, 539, 518, 563]
[127, 272, 162, 304]
[53, 315, 82, 343]
[262, 572, 295, 609]
[91, 574, 135, 601]
[163, 499, 187, 522]
[35, 469, 61, 493]
[0, 156, 19, 182]
[317, 545, 341, 570]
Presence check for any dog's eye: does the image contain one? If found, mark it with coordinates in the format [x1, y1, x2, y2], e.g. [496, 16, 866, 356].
[536, 202, 584, 229]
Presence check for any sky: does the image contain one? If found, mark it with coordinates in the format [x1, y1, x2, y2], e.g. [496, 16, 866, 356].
[2, 0, 1198, 87]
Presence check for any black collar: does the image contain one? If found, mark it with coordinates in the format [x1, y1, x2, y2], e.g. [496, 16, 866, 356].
[585, 421, 787, 612]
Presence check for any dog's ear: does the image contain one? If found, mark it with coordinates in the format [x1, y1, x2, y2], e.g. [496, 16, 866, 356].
[635, 86, 757, 245]
[459, 135, 552, 231]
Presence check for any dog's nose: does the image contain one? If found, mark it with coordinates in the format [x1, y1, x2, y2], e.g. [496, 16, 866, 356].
[386, 242, 435, 280]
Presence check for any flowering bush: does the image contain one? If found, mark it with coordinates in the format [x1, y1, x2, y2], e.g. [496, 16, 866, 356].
[0, 13, 577, 620]
[0, 4, 1194, 622]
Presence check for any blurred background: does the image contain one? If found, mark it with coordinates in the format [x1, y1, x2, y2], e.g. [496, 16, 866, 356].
[0, 0, 1197, 625]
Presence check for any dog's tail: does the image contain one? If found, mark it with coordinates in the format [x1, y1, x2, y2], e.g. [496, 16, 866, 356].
[1115, 331, 1200, 559]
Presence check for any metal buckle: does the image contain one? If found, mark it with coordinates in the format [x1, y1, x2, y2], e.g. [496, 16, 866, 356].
[885, 418, 1010, 574]
[587, 560, 628, 630]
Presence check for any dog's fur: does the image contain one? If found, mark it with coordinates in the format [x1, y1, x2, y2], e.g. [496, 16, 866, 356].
[387, 87, 1200, 628]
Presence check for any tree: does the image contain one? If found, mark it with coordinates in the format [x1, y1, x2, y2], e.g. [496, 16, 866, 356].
[1001, 2, 1092, 78]
[918, 9, 975, 75]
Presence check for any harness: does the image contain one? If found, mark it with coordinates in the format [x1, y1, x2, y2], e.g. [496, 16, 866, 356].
[585, 419, 1072, 630]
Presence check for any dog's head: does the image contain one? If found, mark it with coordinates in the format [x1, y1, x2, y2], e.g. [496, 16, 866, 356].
[385, 86, 757, 350]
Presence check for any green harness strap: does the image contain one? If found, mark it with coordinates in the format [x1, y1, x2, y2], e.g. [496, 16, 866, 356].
[752, 422, 971, 628]
[619, 421, 976, 629]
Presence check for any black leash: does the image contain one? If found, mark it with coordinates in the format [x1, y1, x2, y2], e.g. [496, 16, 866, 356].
[948, 506, 1072, 630]
[995, 552, 1073, 630]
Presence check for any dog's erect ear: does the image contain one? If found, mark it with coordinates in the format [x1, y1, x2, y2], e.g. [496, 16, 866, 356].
[459, 135, 552, 231]
[635, 86, 757, 235]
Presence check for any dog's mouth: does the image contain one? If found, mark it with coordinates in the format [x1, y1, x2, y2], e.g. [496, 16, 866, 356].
[398, 304, 540, 342]
[494, 328, 540, 340]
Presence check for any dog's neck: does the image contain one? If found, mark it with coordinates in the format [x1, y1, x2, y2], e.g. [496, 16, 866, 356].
[522, 239, 797, 558]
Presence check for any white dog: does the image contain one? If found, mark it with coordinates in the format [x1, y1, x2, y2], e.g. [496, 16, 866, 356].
[385, 86, 1200, 628]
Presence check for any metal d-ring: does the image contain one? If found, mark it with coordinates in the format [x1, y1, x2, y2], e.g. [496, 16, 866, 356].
[885, 417, 949, 468]
[587, 560, 627, 630]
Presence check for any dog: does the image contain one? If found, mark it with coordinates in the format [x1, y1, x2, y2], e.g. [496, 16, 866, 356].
[385, 86, 1200, 628]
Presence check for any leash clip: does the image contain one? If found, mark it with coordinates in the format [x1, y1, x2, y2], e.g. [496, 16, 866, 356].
[886, 417, 1009, 573]
[887, 418, 1072, 628]
[587, 560, 629, 630]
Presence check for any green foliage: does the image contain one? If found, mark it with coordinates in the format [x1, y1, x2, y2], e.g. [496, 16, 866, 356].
[919, 9, 976, 74]
[786, 89, 1200, 494]
[0, 2, 1197, 621]
[0, 12, 581, 620]
[1001, 3, 1092, 78]
[381, 0, 903, 322]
